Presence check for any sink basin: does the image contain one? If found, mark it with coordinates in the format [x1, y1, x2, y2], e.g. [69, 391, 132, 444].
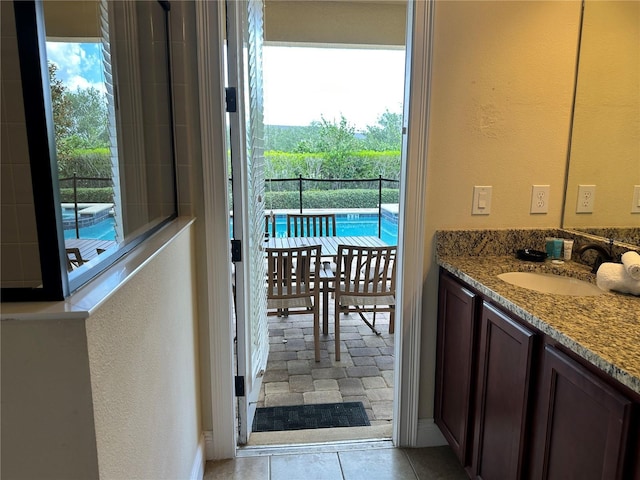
[497, 272, 605, 296]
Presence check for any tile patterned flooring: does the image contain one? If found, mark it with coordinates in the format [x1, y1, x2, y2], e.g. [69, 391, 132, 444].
[204, 444, 468, 479]
[212, 302, 468, 479]
[258, 304, 395, 428]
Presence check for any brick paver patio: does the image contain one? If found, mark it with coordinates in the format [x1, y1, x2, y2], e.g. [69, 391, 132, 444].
[259, 301, 395, 427]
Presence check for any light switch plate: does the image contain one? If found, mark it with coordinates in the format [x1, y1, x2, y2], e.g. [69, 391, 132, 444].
[576, 185, 596, 213]
[632, 185, 640, 213]
[472, 186, 492, 215]
[530, 185, 550, 214]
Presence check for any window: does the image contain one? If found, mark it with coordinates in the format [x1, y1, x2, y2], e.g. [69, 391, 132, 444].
[1, 0, 177, 301]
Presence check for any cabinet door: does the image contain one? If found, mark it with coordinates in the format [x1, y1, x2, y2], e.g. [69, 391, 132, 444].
[530, 345, 632, 480]
[435, 273, 479, 466]
[472, 303, 535, 480]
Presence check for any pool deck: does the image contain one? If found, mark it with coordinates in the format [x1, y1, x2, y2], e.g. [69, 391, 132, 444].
[66, 238, 117, 262]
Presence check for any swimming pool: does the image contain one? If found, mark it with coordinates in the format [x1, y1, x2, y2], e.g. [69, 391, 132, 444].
[67, 213, 400, 246]
[64, 217, 116, 241]
[266, 213, 398, 245]
[233, 213, 399, 245]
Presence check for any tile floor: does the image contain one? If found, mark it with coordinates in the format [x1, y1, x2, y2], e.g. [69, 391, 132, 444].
[258, 305, 395, 428]
[213, 300, 468, 479]
[204, 443, 468, 479]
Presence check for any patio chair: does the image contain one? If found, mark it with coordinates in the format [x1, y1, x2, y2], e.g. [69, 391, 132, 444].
[66, 247, 87, 272]
[286, 213, 336, 237]
[266, 244, 322, 361]
[286, 213, 337, 272]
[333, 244, 397, 361]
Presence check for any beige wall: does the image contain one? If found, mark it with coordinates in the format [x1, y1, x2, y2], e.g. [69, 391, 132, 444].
[419, 0, 581, 417]
[563, 0, 640, 229]
[85, 225, 201, 479]
[1, 225, 201, 479]
[265, 1, 406, 46]
[1, 318, 99, 479]
[43, 1, 100, 39]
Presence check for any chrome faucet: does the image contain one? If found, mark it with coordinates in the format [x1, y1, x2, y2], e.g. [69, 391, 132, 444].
[575, 243, 614, 273]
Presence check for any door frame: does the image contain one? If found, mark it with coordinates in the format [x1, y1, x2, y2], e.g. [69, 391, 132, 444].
[195, 0, 437, 458]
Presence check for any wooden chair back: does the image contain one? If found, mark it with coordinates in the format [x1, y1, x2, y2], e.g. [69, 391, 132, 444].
[333, 244, 397, 360]
[336, 244, 396, 300]
[265, 244, 321, 305]
[66, 248, 86, 272]
[265, 244, 322, 361]
[286, 213, 337, 237]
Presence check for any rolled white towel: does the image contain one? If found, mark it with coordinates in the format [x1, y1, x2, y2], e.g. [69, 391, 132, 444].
[596, 262, 640, 296]
[621, 251, 640, 280]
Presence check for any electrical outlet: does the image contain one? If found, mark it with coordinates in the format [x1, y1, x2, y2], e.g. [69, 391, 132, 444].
[472, 186, 492, 215]
[632, 185, 640, 213]
[576, 185, 596, 213]
[530, 185, 550, 214]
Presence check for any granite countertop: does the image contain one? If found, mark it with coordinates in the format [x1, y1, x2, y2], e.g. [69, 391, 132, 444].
[437, 254, 640, 396]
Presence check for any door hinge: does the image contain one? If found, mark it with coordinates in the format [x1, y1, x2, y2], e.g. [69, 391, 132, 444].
[225, 87, 237, 112]
[231, 239, 241, 263]
[235, 376, 245, 397]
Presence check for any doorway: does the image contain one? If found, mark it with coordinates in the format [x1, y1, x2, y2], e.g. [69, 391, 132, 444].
[200, 0, 436, 456]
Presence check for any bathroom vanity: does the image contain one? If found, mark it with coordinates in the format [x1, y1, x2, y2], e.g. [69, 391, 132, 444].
[434, 231, 640, 480]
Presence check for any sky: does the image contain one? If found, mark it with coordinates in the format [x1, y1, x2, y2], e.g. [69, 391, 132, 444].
[263, 46, 406, 130]
[45, 42, 406, 130]
[45, 42, 106, 92]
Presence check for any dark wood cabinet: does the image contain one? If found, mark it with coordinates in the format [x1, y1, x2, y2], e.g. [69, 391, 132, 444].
[436, 269, 639, 480]
[632, 430, 640, 480]
[471, 303, 535, 480]
[435, 273, 479, 466]
[529, 345, 633, 480]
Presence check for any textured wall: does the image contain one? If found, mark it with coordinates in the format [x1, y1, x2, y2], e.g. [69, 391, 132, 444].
[563, 0, 640, 228]
[85, 225, 201, 479]
[1, 318, 99, 479]
[419, 0, 582, 418]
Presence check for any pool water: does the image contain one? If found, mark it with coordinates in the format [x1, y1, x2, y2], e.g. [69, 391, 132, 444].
[268, 214, 398, 245]
[66, 213, 400, 245]
[64, 217, 116, 241]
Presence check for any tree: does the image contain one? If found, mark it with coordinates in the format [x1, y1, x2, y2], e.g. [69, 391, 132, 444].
[363, 109, 402, 151]
[315, 115, 361, 161]
[66, 87, 109, 148]
[48, 62, 73, 162]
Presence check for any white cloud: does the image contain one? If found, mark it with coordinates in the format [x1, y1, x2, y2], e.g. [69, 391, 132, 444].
[66, 75, 106, 94]
[45, 42, 103, 90]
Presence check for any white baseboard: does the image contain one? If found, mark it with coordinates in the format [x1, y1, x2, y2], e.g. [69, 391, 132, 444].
[190, 434, 206, 480]
[204, 430, 215, 461]
[415, 418, 447, 447]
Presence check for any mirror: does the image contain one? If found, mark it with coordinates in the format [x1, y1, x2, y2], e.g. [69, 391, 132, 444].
[562, 0, 639, 247]
[0, 0, 177, 300]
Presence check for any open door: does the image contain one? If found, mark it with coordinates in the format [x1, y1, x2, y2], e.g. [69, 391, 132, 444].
[226, 0, 268, 445]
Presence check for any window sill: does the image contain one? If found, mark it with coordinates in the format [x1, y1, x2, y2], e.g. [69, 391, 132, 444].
[1, 217, 196, 322]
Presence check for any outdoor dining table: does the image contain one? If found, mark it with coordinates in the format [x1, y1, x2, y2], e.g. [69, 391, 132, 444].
[265, 236, 388, 334]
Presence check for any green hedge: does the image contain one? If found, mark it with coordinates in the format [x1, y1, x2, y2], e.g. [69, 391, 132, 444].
[59, 187, 113, 203]
[58, 148, 111, 180]
[264, 188, 399, 210]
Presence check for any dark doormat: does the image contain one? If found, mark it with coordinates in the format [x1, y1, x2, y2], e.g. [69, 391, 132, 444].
[252, 402, 371, 432]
